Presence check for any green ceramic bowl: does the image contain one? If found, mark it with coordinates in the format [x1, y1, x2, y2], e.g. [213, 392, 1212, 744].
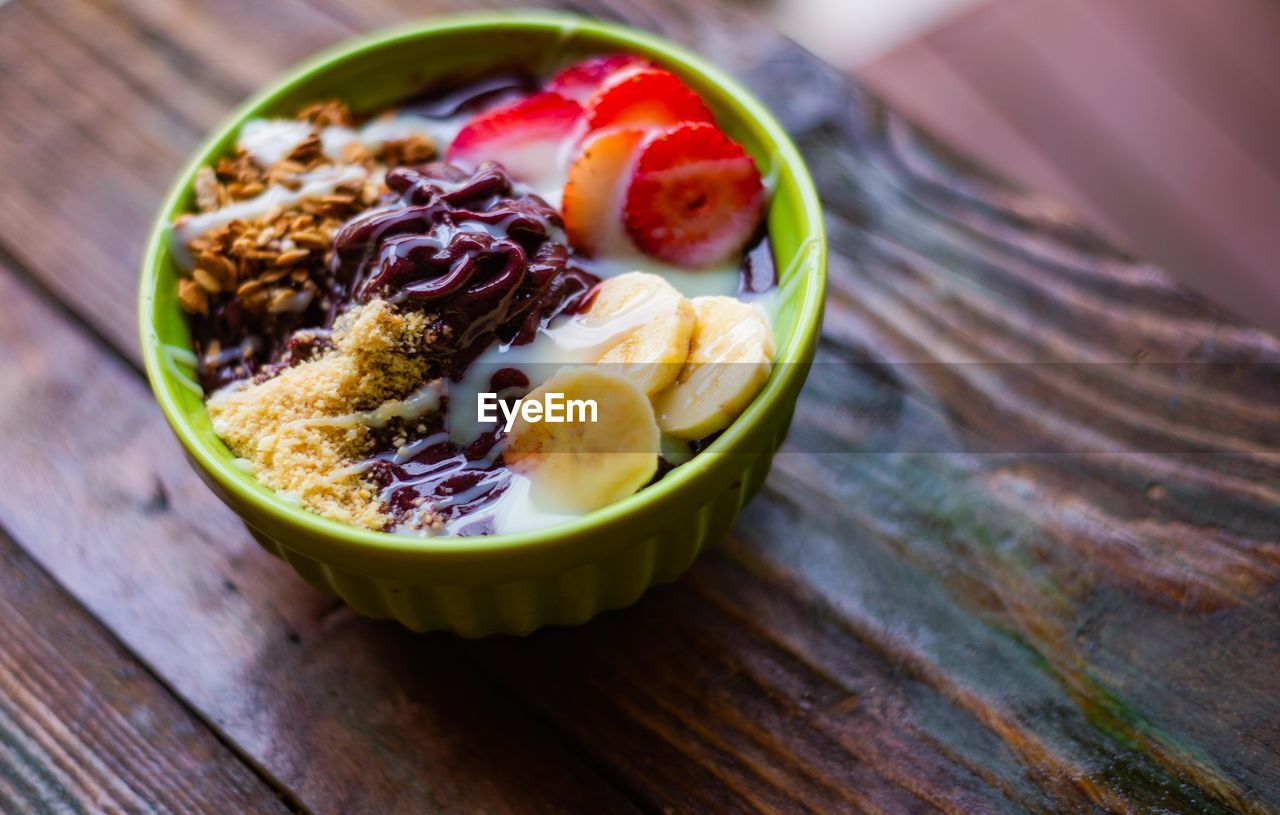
[139, 12, 826, 636]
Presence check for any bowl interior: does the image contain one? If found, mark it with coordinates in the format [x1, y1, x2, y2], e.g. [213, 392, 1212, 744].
[140, 13, 826, 564]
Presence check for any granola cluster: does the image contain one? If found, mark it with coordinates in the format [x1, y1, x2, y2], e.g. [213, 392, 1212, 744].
[177, 100, 437, 319]
[173, 99, 438, 386]
[176, 186, 371, 320]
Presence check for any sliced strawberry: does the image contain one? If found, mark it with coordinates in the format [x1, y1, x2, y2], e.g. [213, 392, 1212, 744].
[623, 122, 765, 268]
[547, 54, 654, 103]
[562, 128, 649, 256]
[583, 69, 714, 137]
[446, 91, 582, 187]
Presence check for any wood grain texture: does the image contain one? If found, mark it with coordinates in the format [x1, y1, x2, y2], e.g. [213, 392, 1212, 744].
[0, 527, 293, 814]
[0, 0, 1277, 812]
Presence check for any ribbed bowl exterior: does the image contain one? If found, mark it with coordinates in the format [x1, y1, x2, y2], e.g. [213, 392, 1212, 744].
[244, 420, 787, 636]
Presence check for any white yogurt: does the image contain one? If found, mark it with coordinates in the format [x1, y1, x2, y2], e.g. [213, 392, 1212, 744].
[319, 113, 469, 161]
[238, 119, 315, 167]
[444, 471, 577, 536]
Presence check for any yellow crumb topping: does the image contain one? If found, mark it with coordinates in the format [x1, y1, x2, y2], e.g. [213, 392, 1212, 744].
[207, 299, 435, 529]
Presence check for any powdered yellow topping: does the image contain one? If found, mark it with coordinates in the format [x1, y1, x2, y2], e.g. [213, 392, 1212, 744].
[207, 299, 435, 529]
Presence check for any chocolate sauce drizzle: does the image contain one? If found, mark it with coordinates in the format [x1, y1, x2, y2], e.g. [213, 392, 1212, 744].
[330, 161, 597, 377]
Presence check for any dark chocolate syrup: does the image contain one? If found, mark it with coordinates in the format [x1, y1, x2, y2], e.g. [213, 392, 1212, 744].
[329, 161, 598, 378]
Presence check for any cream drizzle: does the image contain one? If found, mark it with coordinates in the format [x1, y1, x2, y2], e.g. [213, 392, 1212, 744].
[173, 164, 369, 246]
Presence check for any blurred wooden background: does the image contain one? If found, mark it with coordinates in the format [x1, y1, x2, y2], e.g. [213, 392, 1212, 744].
[785, 0, 1280, 333]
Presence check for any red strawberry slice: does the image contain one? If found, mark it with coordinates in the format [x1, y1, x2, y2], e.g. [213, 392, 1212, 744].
[562, 128, 649, 256]
[583, 69, 714, 137]
[446, 91, 582, 187]
[547, 54, 654, 103]
[623, 122, 765, 268]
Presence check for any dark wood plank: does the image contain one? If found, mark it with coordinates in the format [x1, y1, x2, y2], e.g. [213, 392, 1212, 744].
[466, 560, 1054, 814]
[0, 527, 294, 814]
[0, 0, 1278, 813]
[784, 101, 1280, 814]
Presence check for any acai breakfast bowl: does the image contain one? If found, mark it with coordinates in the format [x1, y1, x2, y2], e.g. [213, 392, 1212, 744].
[140, 13, 826, 636]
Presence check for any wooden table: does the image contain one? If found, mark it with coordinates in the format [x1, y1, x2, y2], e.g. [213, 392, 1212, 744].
[0, 0, 1277, 812]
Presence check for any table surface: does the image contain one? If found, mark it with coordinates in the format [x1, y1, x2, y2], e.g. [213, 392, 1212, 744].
[0, 0, 1278, 813]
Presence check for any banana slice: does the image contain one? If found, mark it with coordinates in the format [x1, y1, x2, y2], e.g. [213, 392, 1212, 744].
[504, 367, 660, 513]
[654, 296, 776, 440]
[583, 271, 694, 396]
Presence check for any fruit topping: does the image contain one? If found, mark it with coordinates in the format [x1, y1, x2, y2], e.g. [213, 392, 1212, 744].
[581, 271, 695, 396]
[504, 367, 660, 513]
[582, 69, 714, 136]
[654, 296, 776, 439]
[445, 91, 582, 188]
[562, 128, 648, 256]
[623, 122, 765, 268]
[547, 54, 655, 103]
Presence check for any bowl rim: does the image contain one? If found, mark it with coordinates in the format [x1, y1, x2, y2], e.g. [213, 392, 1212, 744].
[139, 10, 827, 571]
